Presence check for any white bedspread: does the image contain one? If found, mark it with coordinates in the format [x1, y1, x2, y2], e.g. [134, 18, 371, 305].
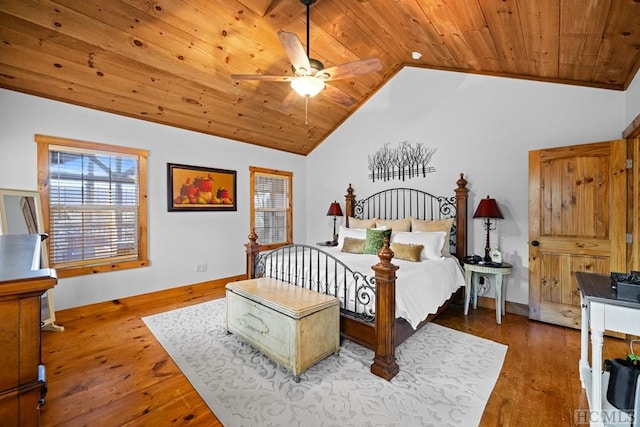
[261, 246, 464, 329]
[322, 247, 464, 328]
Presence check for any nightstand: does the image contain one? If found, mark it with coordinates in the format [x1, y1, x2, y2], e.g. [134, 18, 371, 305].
[463, 262, 512, 324]
[317, 241, 338, 247]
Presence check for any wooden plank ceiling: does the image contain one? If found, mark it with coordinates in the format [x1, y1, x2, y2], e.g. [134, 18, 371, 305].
[1, 0, 639, 155]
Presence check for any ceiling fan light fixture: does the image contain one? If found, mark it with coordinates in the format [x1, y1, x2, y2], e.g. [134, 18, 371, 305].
[231, 0, 381, 110]
[291, 76, 325, 97]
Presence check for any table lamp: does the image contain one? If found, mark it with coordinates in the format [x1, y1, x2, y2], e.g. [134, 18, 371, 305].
[473, 195, 503, 262]
[326, 201, 343, 243]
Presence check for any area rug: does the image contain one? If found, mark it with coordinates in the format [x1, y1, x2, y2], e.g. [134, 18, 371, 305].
[143, 299, 507, 427]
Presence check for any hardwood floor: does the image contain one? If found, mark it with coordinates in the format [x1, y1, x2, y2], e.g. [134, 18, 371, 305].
[40, 282, 629, 426]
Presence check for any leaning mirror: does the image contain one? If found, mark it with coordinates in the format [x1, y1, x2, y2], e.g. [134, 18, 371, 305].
[0, 188, 64, 331]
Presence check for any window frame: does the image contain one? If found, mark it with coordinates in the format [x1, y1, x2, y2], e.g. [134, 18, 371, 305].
[249, 166, 293, 250]
[35, 134, 149, 278]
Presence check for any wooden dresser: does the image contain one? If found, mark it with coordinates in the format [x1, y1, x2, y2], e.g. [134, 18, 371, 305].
[0, 234, 57, 426]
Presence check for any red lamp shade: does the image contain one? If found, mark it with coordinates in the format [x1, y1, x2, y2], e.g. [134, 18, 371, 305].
[473, 196, 503, 219]
[326, 201, 343, 217]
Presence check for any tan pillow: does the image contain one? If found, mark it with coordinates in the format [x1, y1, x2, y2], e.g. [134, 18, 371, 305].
[390, 242, 423, 262]
[341, 237, 366, 254]
[336, 226, 366, 250]
[376, 218, 411, 232]
[410, 217, 454, 256]
[348, 217, 377, 229]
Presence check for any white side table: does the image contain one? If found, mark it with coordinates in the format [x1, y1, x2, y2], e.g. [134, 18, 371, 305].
[576, 272, 640, 427]
[463, 262, 512, 324]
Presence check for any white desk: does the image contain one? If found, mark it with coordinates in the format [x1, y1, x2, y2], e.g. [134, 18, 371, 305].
[463, 262, 511, 324]
[577, 272, 640, 427]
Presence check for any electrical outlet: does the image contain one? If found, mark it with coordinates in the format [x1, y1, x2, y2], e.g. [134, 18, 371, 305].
[195, 264, 201, 272]
[201, 263, 207, 272]
[477, 275, 490, 297]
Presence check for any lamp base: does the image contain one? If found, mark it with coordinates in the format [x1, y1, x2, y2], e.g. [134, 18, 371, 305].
[483, 248, 491, 263]
[483, 219, 493, 262]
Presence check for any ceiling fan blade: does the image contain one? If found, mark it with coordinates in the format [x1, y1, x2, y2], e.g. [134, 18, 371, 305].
[323, 84, 358, 107]
[281, 90, 300, 109]
[231, 74, 294, 82]
[316, 58, 382, 81]
[278, 31, 312, 74]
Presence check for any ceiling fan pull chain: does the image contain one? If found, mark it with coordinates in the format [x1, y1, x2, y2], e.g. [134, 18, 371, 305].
[305, 96, 309, 125]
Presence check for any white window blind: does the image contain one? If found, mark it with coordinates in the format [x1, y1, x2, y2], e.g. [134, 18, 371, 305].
[254, 173, 289, 244]
[48, 146, 139, 267]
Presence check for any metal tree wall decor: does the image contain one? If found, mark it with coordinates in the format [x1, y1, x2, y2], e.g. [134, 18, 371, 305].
[367, 141, 436, 182]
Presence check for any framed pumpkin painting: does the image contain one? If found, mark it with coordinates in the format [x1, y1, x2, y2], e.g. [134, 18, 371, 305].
[167, 163, 237, 212]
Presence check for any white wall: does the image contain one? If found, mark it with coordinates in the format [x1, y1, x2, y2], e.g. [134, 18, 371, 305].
[306, 67, 627, 305]
[0, 89, 307, 309]
[626, 71, 640, 127]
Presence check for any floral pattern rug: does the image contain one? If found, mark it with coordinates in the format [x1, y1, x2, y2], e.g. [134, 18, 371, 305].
[143, 298, 507, 427]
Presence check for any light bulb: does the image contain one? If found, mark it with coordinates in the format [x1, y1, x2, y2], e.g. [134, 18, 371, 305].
[291, 76, 325, 97]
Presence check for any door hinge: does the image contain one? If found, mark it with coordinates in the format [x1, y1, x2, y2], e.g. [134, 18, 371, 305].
[627, 233, 633, 244]
[627, 158, 633, 169]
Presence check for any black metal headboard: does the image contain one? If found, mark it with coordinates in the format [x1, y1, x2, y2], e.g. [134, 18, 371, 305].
[344, 176, 469, 259]
[352, 187, 457, 222]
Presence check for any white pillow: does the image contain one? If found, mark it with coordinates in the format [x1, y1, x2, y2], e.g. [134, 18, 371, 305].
[337, 225, 367, 250]
[410, 217, 454, 257]
[391, 231, 446, 260]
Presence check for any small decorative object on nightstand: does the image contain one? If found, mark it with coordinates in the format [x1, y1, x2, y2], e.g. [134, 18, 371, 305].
[326, 200, 343, 244]
[490, 247, 502, 264]
[463, 261, 512, 324]
[317, 240, 338, 247]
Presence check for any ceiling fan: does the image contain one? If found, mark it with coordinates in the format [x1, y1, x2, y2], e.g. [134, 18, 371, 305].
[231, 0, 382, 109]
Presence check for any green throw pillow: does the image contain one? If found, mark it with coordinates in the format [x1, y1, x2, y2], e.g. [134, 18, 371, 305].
[364, 228, 392, 255]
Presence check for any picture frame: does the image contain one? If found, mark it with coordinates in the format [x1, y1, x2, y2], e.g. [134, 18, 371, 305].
[167, 163, 237, 212]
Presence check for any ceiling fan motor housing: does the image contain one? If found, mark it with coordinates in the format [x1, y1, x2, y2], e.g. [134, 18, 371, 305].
[292, 58, 324, 76]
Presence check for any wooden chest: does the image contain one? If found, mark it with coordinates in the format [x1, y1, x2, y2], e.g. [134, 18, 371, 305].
[225, 278, 340, 382]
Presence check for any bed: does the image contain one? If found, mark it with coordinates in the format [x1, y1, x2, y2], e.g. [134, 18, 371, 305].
[245, 173, 469, 380]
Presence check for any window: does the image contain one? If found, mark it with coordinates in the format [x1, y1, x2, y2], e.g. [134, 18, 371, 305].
[250, 167, 292, 248]
[35, 135, 148, 277]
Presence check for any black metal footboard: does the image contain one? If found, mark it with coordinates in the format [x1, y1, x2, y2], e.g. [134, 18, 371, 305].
[253, 244, 377, 323]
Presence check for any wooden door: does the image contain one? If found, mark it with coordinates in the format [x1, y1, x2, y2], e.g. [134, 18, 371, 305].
[529, 140, 627, 328]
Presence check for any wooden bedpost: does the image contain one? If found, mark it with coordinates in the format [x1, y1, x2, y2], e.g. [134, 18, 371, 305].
[455, 173, 469, 260]
[370, 239, 400, 381]
[245, 229, 261, 279]
[344, 184, 355, 228]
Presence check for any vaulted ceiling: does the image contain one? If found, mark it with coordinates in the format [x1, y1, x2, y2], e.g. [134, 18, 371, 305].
[1, 0, 639, 155]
